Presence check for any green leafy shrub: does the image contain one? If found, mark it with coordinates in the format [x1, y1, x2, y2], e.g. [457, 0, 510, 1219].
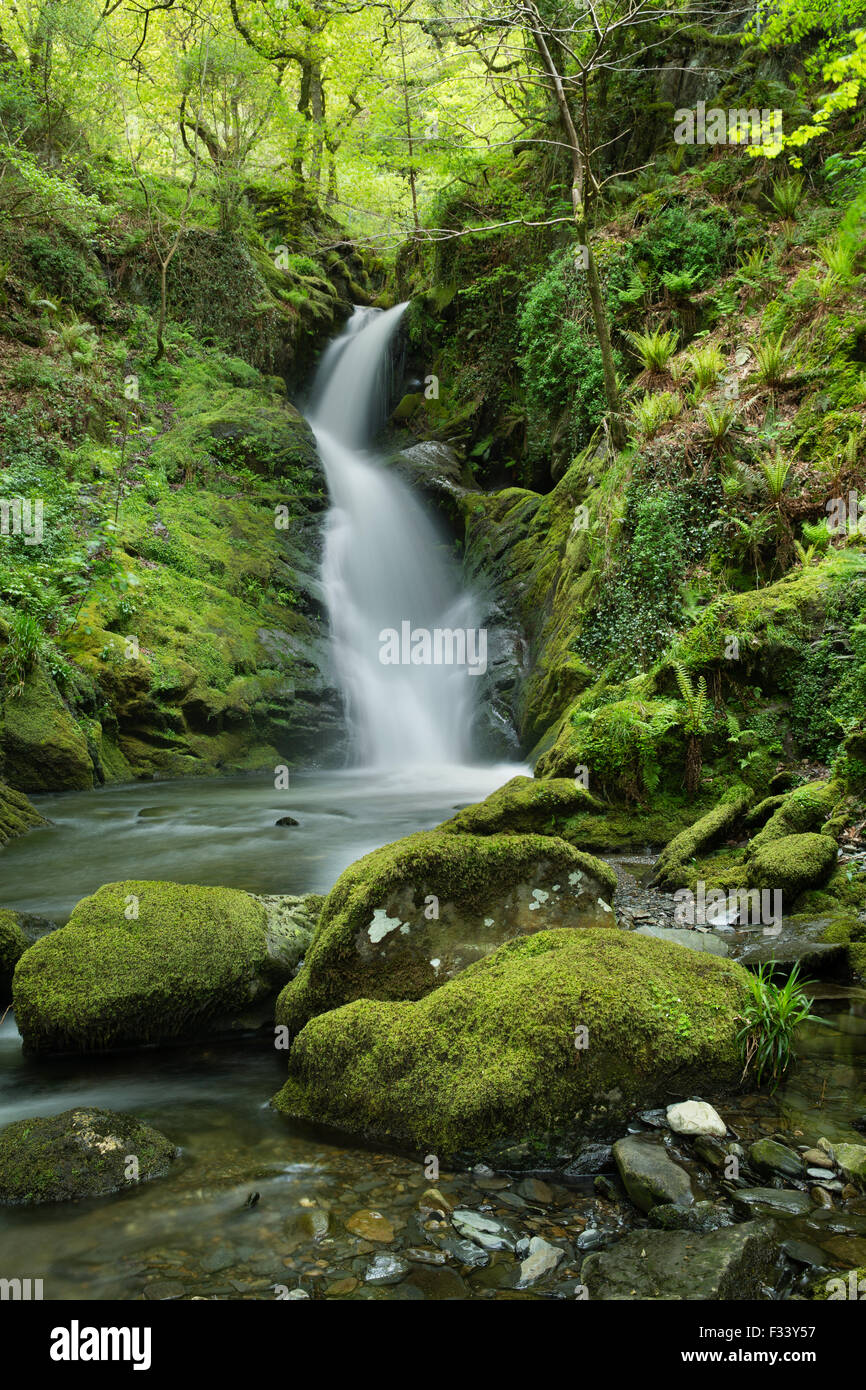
[737, 961, 824, 1089]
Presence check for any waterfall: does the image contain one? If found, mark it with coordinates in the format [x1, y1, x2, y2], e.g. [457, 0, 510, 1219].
[308, 305, 481, 769]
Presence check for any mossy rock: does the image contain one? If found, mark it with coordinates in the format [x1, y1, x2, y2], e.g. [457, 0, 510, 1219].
[274, 928, 751, 1161]
[746, 833, 839, 907]
[276, 830, 618, 1035]
[652, 784, 753, 890]
[0, 1107, 177, 1205]
[809, 1265, 866, 1300]
[440, 775, 605, 836]
[0, 908, 28, 1000]
[0, 666, 93, 792]
[746, 780, 843, 854]
[13, 881, 286, 1053]
[0, 780, 45, 846]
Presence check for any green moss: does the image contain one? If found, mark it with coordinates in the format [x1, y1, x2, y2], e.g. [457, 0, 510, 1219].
[0, 665, 93, 792]
[0, 908, 28, 999]
[747, 833, 839, 906]
[440, 775, 605, 835]
[0, 780, 45, 846]
[13, 880, 278, 1053]
[652, 784, 753, 889]
[0, 1107, 177, 1205]
[746, 780, 843, 853]
[276, 829, 618, 1035]
[274, 927, 751, 1161]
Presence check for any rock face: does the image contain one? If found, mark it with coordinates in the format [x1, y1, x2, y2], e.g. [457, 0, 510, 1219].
[613, 1134, 697, 1213]
[13, 880, 289, 1053]
[581, 1222, 777, 1300]
[273, 927, 751, 1161]
[276, 829, 618, 1034]
[0, 781, 46, 847]
[0, 1108, 177, 1204]
[0, 666, 94, 792]
[254, 892, 324, 976]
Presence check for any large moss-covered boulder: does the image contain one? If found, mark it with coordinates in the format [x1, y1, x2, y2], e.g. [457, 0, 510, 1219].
[747, 780, 842, 854]
[0, 908, 28, 1000]
[276, 830, 618, 1035]
[747, 833, 839, 906]
[0, 1108, 177, 1204]
[13, 880, 287, 1053]
[274, 928, 751, 1160]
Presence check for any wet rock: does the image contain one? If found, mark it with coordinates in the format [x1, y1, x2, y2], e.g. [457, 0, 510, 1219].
[635, 925, 729, 957]
[0, 1107, 177, 1204]
[405, 1247, 447, 1265]
[516, 1237, 564, 1287]
[345, 1209, 395, 1243]
[666, 1100, 726, 1138]
[648, 1201, 735, 1233]
[365, 1254, 409, 1285]
[613, 1135, 696, 1214]
[516, 1178, 554, 1204]
[732, 1188, 813, 1218]
[693, 1136, 730, 1170]
[582, 1221, 777, 1300]
[802, 1147, 833, 1168]
[438, 1237, 489, 1268]
[748, 1138, 803, 1179]
[576, 1228, 607, 1251]
[418, 1187, 454, 1215]
[835, 1143, 866, 1183]
[452, 1209, 517, 1252]
[562, 1143, 614, 1178]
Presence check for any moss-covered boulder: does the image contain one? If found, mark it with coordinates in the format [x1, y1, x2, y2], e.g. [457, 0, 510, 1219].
[13, 880, 288, 1053]
[746, 780, 843, 854]
[440, 775, 604, 836]
[0, 908, 28, 1000]
[0, 1108, 177, 1204]
[274, 928, 751, 1161]
[747, 833, 839, 906]
[276, 830, 618, 1035]
[0, 780, 46, 846]
[0, 666, 93, 792]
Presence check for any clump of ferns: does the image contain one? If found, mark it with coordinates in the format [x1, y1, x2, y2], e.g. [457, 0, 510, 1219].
[670, 658, 710, 797]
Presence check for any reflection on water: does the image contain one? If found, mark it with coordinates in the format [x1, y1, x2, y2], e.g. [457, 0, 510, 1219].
[0, 764, 525, 921]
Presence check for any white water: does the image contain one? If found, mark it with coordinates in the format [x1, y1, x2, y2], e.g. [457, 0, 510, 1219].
[308, 305, 482, 769]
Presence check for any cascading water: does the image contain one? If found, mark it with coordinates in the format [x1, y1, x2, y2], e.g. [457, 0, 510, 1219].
[308, 305, 482, 769]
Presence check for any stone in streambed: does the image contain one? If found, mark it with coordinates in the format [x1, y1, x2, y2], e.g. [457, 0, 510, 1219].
[364, 1254, 408, 1285]
[732, 1188, 813, 1218]
[748, 1138, 803, 1178]
[516, 1237, 564, 1287]
[345, 1209, 395, 1243]
[275, 828, 618, 1034]
[648, 1200, 734, 1233]
[666, 1100, 726, 1138]
[834, 1144, 866, 1184]
[0, 908, 28, 1000]
[582, 1221, 776, 1300]
[613, 1134, 697, 1213]
[274, 929, 751, 1162]
[0, 1107, 177, 1204]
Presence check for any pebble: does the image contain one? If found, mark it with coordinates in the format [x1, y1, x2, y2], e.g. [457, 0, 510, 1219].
[365, 1254, 409, 1285]
[345, 1209, 395, 1243]
[516, 1237, 564, 1288]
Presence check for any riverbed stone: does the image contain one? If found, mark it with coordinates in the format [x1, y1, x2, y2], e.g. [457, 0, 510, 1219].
[346, 1209, 395, 1242]
[0, 1107, 177, 1204]
[732, 1188, 813, 1218]
[748, 1138, 804, 1179]
[835, 1143, 866, 1184]
[581, 1221, 776, 1300]
[276, 828, 618, 1034]
[613, 1134, 696, 1213]
[666, 1100, 726, 1138]
[12, 880, 286, 1053]
[516, 1236, 564, 1287]
[274, 928, 751, 1161]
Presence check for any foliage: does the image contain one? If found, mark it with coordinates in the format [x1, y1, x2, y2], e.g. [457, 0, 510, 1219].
[736, 962, 825, 1089]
